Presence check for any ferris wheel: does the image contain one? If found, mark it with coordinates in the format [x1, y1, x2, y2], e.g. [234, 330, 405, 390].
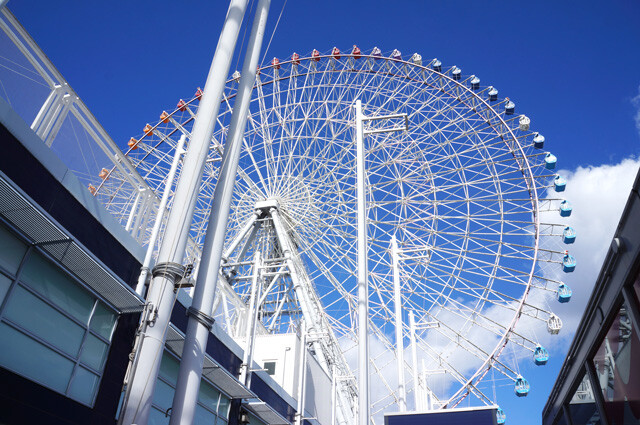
[90, 46, 576, 424]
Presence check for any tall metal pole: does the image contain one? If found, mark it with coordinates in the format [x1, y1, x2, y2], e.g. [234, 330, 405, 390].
[409, 311, 419, 411]
[355, 99, 370, 425]
[391, 235, 406, 411]
[331, 365, 337, 425]
[118, 1, 249, 423]
[169, 0, 270, 423]
[136, 134, 186, 296]
[295, 322, 308, 425]
[239, 252, 263, 386]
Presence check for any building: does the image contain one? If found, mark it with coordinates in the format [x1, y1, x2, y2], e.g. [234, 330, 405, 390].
[542, 170, 640, 425]
[0, 7, 326, 425]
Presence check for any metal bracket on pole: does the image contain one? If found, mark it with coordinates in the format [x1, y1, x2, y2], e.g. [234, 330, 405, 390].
[186, 306, 215, 331]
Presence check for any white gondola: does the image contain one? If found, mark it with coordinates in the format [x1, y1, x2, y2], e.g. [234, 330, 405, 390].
[547, 314, 563, 334]
[411, 53, 422, 65]
[519, 115, 530, 131]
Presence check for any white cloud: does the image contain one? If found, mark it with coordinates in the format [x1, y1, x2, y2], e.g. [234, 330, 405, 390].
[539, 157, 640, 336]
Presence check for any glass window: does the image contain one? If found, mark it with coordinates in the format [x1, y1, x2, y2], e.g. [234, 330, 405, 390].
[592, 301, 640, 424]
[80, 333, 109, 371]
[0, 238, 118, 407]
[20, 251, 94, 323]
[0, 322, 75, 393]
[68, 366, 100, 405]
[0, 273, 12, 306]
[0, 223, 27, 274]
[151, 351, 231, 425]
[264, 361, 276, 376]
[4, 285, 85, 356]
[90, 301, 117, 340]
[567, 371, 602, 424]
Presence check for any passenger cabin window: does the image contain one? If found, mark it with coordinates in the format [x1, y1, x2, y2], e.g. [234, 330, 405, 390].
[0, 222, 117, 406]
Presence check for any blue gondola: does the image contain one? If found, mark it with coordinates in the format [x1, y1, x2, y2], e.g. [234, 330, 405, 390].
[533, 345, 549, 366]
[559, 200, 572, 217]
[563, 227, 576, 244]
[496, 408, 506, 424]
[533, 133, 545, 149]
[432, 58, 442, 72]
[452, 66, 461, 80]
[545, 153, 557, 170]
[391, 49, 402, 61]
[371, 47, 382, 59]
[505, 100, 515, 115]
[563, 254, 576, 272]
[470, 76, 480, 90]
[488, 87, 498, 101]
[514, 376, 530, 397]
[554, 175, 566, 192]
[557, 283, 572, 303]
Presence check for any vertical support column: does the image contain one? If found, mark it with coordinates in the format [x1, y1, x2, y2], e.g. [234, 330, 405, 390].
[135, 134, 186, 295]
[169, 1, 270, 423]
[355, 99, 370, 425]
[391, 235, 406, 412]
[239, 252, 263, 386]
[117, 0, 249, 423]
[296, 322, 308, 425]
[331, 365, 337, 425]
[409, 311, 419, 410]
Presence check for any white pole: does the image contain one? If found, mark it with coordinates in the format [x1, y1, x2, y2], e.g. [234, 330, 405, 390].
[239, 252, 263, 386]
[331, 365, 337, 425]
[409, 311, 419, 411]
[135, 134, 186, 295]
[355, 99, 370, 425]
[295, 322, 308, 425]
[118, 0, 249, 423]
[391, 235, 406, 411]
[169, 0, 269, 423]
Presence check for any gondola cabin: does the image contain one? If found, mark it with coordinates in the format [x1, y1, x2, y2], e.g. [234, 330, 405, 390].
[533, 133, 545, 149]
[563, 227, 576, 244]
[514, 376, 530, 397]
[545, 153, 557, 170]
[554, 175, 567, 192]
[557, 283, 572, 303]
[533, 345, 549, 366]
[563, 254, 576, 272]
[559, 200, 572, 217]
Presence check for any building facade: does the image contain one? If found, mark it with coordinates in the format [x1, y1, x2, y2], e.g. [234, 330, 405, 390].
[542, 171, 640, 425]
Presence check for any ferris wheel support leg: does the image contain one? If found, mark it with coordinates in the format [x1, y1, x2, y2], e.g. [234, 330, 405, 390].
[135, 135, 187, 296]
[391, 236, 406, 412]
[169, 1, 270, 424]
[117, 0, 250, 423]
[355, 99, 371, 425]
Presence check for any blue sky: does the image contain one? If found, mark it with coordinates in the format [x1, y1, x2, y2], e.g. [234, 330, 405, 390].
[7, 1, 640, 424]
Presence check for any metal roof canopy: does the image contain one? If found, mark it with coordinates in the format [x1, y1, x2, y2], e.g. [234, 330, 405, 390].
[0, 172, 145, 313]
[245, 401, 291, 425]
[384, 406, 499, 425]
[165, 325, 256, 400]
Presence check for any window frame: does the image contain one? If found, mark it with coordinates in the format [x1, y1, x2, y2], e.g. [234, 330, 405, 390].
[0, 219, 119, 407]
